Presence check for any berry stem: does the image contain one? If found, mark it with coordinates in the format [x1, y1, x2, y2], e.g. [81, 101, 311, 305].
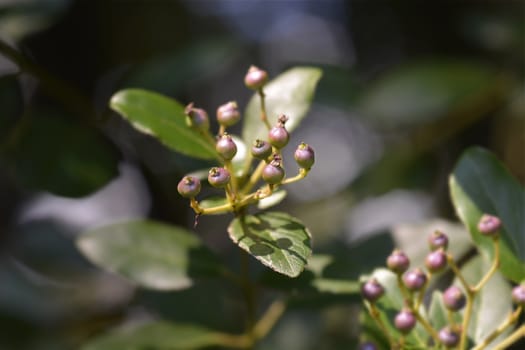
[413, 273, 429, 310]
[258, 88, 271, 130]
[413, 310, 440, 344]
[492, 324, 525, 350]
[224, 160, 239, 196]
[396, 275, 412, 303]
[447, 254, 470, 292]
[472, 305, 522, 350]
[241, 160, 267, 194]
[190, 198, 233, 215]
[459, 289, 475, 350]
[366, 302, 396, 348]
[280, 168, 309, 185]
[218, 124, 226, 136]
[252, 299, 287, 341]
[472, 236, 500, 292]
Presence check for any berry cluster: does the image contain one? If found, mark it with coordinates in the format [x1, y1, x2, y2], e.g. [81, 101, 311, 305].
[360, 214, 524, 349]
[177, 66, 315, 218]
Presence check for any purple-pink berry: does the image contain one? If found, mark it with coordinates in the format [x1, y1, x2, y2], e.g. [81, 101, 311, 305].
[216, 101, 240, 127]
[361, 279, 384, 302]
[294, 142, 315, 169]
[262, 159, 285, 184]
[477, 214, 501, 236]
[251, 139, 272, 160]
[244, 65, 268, 90]
[386, 249, 410, 274]
[428, 230, 449, 251]
[439, 326, 460, 347]
[394, 309, 417, 334]
[443, 286, 466, 311]
[512, 284, 525, 306]
[216, 134, 237, 160]
[177, 176, 201, 198]
[208, 167, 230, 188]
[185, 103, 209, 131]
[425, 249, 447, 273]
[403, 268, 427, 291]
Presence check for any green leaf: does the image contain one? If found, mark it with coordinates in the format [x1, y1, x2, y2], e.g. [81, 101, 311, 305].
[257, 189, 287, 210]
[449, 147, 525, 282]
[358, 60, 498, 128]
[80, 321, 227, 350]
[228, 211, 312, 277]
[110, 89, 217, 160]
[199, 196, 229, 215]
[459, 256, 513, 346]
[7, 111, 118, 197]
[76, 220, 223, 290]
[242, 67, 322, 144]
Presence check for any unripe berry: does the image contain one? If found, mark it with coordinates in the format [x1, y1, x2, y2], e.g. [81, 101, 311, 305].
[386, 249, 410, 274]
[244, 65, 268, 90]
[294, 142, 315, 169]
[185, 103, 209, 131]
[177, 176, 201, 198]
[262, 159, 285, 184]
[511, 284, 525, 306]
[268, 125, 289, 149]
[428, 230, 449, 251]
[215, 134, 237, 160]
[208, 167, 230, 188]
[251, 139, 272, 160]
[216, 101, 240, 127]
[438, 326, 460, 348]
[425, 249, 447, 273]
[394, 309, 416, 334]
[443, 286, 466, 311]
[403, 268, 427, 291]
[361, 279, 384, 302]
[478, 214, 502, 236]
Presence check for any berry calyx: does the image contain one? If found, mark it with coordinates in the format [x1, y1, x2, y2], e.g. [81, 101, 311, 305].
[386, 249, 410, 274]
[185, 103, 209, 131]
[428, 230, 449, 251]
[177, 176, 201, 198]
[443, 286, 466, 311]
[403, 268, 427, 291]
[478, 214, 502, 236]
[438, 326, 460, 348]
[361, 279, 384, 302]
[216, 101, 240, 127]
[216, 133, 237, 160]
[268, 114, 290, 149]
[294, 142, 315, 169]
[394, 308, 417, 334]
[262, 157, 285, 184]
[512, 284, 525, 306]
[251, 139, 272, 160]
[425, 249, 447, 273]
[244, 65, 268, 90]
[208, 167, 231, 188]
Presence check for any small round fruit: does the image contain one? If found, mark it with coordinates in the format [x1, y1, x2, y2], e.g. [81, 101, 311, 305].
[294, 142, 315, 169]
[244, 65, 268, 90]
[386, 249, 410, 274]
[403, 268, 427, 291]
[262, 161, 285, 184]
[177, 176, 201, 198]
[361, 279, 384, 302]
[478, 214, 502, 236]
[394, 309, 416, 334]
[251, 139, 272, 160]
[425, 249, 447, 273]
[358, 342, 378, 350]
[443, 286, 466, 311]
[216, 101, 240, 127]
[185, 103, 209, 131]
[216, 134, 237, 160]
[268, 125, 289, 149]
[428, 230, 449, 251]
[208, 167, 231, 188]
[439, 326, 460, 348]
[512, 284, 525, 306]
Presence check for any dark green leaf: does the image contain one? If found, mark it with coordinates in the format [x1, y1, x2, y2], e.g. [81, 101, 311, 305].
[80, 321, 227, 350]
[110, 89, 217, 160]
[459, 256, 512, 345]
[0, 74, 23, 142]
[76, 220, 223, 290]
[450, 147, 525, 282]
[228, 211, 312, 277]
[8, 112, 118, 197]
[358, 61, 498, 128]
[242, 67, 322, 144]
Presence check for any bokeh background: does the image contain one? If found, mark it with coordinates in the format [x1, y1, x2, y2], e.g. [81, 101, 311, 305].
[0, 0, 523, 349]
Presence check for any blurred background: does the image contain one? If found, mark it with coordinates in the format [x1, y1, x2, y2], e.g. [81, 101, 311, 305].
[0, 0, 523, 349]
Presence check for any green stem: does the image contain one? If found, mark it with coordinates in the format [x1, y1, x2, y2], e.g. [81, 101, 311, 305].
[492, 324, 525, 350]
[252, 299, 287, 340]
[459, 289, 475, 350]
[473, 237, 500, 292]
[367, 302, 396, 348]
[190, 198, 233, 215]
[241, 160, 267, 194]
[258, 88, 271, 130]
[447, 254, 470, 292]
[472, 306, 522, 350]
[280, 168, 309, 185]
[413, 311, 440, 344]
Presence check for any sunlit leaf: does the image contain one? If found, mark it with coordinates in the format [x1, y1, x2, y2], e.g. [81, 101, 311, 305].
[258, 190, 287, 210]
[450, 147, 525, 282]
[76, 220, 223, 290]
[228, 211, 312, 277]
[242, 67, 322, 144]
[110, 89, 217, 160]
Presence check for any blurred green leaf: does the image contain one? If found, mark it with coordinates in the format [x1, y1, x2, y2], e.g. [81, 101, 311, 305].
[449, 147, 525, 282]
[228, 211, 312, 277]
[459, 256, 512, 346]
[258, 189, 287, 210]
[358, 61, 497, 127]
[76, 220, 223, 291]
[110, 89, 217, 160]
[0, 74, 22, 142]
[80, 321, 227, 350]
[242, 67, 322, 144]
[7, 112, 118, 197]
